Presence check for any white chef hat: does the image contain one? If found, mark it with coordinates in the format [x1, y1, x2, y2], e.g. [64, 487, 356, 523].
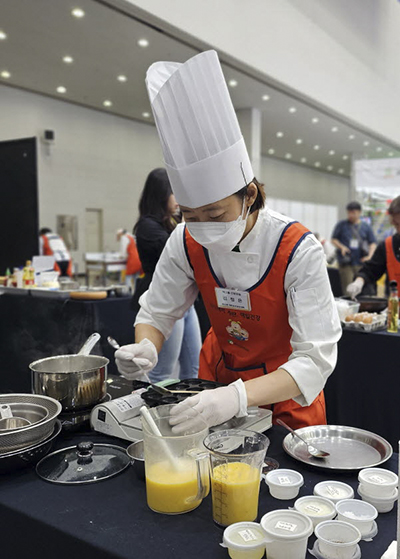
[146, 50, 253, 208]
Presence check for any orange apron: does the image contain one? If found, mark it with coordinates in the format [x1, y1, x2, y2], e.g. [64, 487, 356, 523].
[385, 236, 400, 285]
[41, 234, 73, 277]
[126, 234, 143, 276]
[184, 222, 326, 429]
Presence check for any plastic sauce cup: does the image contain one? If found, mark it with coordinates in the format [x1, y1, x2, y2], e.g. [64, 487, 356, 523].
[358, 468, 398, 498]
[335, 499, 377, 536]
[222, 522, 266, 559]
[313, 481, 354, 504]
[357, 484, 398, 513]
[264, 469, 304, 500]
[294, 495, 336, 527]
[260, 509, 313, 559]
[314, 520, 361, 559]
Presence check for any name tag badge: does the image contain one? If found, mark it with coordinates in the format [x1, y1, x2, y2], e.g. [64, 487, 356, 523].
[350, 239, 359, 249]
[215, 288, 251, 311]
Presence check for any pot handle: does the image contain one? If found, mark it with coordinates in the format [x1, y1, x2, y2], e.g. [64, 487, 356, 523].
[0, 404, 13, 419]
[78, 333, 101, 356]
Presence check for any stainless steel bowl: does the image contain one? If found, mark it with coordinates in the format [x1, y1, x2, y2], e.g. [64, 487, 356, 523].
[126, 440, 145, 480]
[30, 354, 109, 412]
[0, 394, 62, 453]
[0, 403, 48, 431]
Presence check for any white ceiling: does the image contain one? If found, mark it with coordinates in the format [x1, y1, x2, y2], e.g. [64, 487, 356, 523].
[1, 0, 399, 177]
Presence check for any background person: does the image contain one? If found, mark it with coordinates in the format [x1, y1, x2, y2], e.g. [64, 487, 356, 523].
[347, 196, 400, 298]
[114, 50, 341, 430]
[331, 201, 377, 295]
[39, 227, 73, 277]
[116, 228, 142, 289]
[122, 167, 202, 382]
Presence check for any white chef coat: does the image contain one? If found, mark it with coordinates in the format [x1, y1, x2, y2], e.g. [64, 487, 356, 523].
[135, 207, 342, 407]
[120, 233, 131, 259]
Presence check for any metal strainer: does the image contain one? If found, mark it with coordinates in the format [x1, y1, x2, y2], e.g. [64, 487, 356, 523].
[0, 394, 62, 454]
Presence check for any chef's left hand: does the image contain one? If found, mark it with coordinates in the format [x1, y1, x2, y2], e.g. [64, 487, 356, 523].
[169, 379, 248, 434]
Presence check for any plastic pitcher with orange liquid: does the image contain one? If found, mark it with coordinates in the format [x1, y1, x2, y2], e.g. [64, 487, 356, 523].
[203, 429, 270, 527]
[142, 404, 209, 515]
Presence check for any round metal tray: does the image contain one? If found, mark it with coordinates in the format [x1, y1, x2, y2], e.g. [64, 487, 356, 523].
[282, 425, 392, 470]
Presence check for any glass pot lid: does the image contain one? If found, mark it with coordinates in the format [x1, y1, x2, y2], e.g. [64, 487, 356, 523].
[36, 441, 130, 484]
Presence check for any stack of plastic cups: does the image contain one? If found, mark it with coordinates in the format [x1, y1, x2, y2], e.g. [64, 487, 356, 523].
[357, 467, 398, 513]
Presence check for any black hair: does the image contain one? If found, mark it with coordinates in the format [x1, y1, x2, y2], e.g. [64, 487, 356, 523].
[134, 168, 176, 234]
[235, 177, 266, 214]
[388, 195, 400, 215]
[346, 201, 362, 211]
[39, 227, 52, 235]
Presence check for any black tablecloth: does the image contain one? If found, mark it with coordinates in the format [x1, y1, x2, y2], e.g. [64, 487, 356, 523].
[0, 425, 397, 559]
[325, 327, 400, 449]
[0, 293, 136, 392]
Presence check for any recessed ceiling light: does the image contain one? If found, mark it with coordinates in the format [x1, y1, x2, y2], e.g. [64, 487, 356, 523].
[289, 107, 297, 113]
[117, 75, 127, 82]
[331, 126, 339, 132]
[338, 169, 345, 174]
[285, 153, 292, 159]
[314, 162, 321, 167]
[267, 148, 275, 155]
[228, 79, 238, 87]
[0, 31, 7, 40]
[312, 117, 319, 123]
[262, 94, 270, 101]
[296, 139, 303, 145]
[103, 100, 112, 107]
[72, 8, 85, 18]
[142, 112, 150, 118]
[313, 145, 320, 151]
[342, 155, 349, 160]
[363, 141, 370, 146]
[1, 70, 11, 79]
[388, 152, 394, 156]
[348, 134, 355, 140]
[63, 56, 74, 64]
[328, 150, 335, 155]
[276, 132, 284, 138]
[376, 146, 383, 152]
[327, 165, 333, 171]
[56, 86, 66, 93]
[300, 157, 307, 163]
[137, 38, 149, 48]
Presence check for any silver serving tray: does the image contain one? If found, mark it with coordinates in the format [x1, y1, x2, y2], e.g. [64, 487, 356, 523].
[282, 425, 392, 470]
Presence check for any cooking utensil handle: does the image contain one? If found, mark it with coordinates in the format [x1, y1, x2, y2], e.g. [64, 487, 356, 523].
[0, 404, 13, 419]
[276, 418, 307, 444]
[78, 333, 101, 356]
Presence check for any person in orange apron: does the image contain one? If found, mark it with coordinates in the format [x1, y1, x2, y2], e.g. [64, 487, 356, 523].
[39, 228, 73, 277]
[347, 196, 400, 297]
[116, 229, 143, 288]
[114, 50, 342, 431]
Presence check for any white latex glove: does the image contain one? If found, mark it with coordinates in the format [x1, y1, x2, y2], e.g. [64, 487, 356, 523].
[346, 277, 364, 298]
[169, 379, 248, 434]
[114, 338, 158, 380]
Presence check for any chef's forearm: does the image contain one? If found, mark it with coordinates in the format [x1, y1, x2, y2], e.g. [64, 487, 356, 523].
[244, 369, 301, 408]
[134, 323, 165, 353]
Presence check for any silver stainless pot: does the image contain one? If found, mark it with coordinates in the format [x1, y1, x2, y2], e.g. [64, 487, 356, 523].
[30, 354, 109, 412]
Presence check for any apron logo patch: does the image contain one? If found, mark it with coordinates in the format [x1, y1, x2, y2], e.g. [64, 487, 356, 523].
[226, 320, 249, 341]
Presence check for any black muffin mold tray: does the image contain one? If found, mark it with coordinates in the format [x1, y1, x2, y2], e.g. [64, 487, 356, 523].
[131, 378, 224, 408]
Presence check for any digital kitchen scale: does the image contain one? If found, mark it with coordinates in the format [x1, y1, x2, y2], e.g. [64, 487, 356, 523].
[90, 390, 273, 442]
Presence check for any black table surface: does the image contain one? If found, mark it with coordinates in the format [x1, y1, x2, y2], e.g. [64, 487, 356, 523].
[0, 425, 397, 559]
[325, 326, 400, 449]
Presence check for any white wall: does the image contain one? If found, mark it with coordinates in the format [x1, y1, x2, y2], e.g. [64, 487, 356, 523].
[0, 84, 349, 269]
[0, 84, 163, 270]
[261, 156, 349, 238]
[121, 0, 400, 146]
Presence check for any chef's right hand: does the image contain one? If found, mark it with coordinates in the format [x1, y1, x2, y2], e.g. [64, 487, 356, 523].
[115, 338, 158, 380]
[346, 277, 364, 299]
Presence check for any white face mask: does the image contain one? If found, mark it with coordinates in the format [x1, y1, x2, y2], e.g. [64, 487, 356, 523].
[186, 199, 251, 252]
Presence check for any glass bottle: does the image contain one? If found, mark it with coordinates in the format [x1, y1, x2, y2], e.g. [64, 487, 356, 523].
[387, 280, 399, 333]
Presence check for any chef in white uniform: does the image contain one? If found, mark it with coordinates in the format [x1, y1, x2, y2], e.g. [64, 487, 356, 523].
[115, 50, 341, 431]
